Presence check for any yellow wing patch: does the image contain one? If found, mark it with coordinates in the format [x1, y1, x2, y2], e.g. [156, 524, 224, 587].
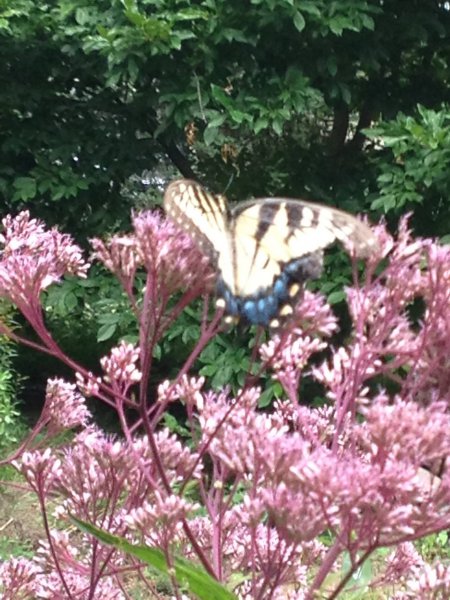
[164, 180, 229, 260]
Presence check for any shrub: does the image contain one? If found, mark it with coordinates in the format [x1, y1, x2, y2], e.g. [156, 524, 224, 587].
[0, 305, 26, 454]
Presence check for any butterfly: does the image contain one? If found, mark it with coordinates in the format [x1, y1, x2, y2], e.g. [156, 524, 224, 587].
[164, 179, 377, 330]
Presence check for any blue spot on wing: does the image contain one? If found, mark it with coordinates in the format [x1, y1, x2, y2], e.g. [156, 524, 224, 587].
[273, 274, 289, 300]
[216, 252, 323, 327]
[217, 274, 289, 326]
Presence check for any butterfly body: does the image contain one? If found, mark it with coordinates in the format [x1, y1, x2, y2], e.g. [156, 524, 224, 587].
[164, 180, 377, 330]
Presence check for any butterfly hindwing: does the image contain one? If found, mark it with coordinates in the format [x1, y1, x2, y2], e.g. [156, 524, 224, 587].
[164, 180, 378, 329]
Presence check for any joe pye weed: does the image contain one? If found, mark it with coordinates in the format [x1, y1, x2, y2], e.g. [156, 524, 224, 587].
[0, 209, 450, 599]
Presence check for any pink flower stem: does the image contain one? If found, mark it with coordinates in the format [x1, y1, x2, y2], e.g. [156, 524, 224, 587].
[139, 404, 217, 579]
[306, 540, 344, 599]
[2, 310, 136, 411]
[37, 481, 74, 599]
[0, 415, 47, 464]
[147, 310, 222, 426]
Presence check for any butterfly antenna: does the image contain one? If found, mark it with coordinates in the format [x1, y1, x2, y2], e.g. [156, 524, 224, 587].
[223, 173, 235, 195]
[193, 71, 207, 123]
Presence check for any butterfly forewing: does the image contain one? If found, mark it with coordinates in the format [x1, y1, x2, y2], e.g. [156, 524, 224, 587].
[233, 198, 377, 259]
[164, 180, 230, 262]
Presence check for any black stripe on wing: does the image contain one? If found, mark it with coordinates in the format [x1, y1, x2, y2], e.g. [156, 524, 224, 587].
[254, 203, 280, 242]
[232, 198, 377, 258]
[163, 179, 229, 262]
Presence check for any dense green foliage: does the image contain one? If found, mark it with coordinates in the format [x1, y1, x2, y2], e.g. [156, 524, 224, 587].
[1, 0, 449, 397]
[1, 0, 449, 228]
[0, 306, 26, 451]
[367, 106, 450, 236]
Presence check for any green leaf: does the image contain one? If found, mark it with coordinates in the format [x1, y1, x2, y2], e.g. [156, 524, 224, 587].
[75, 8, 92, 26]
[258, 387, 274, 408]
[254, 117, 269, 134]
[97, 313, 120, 325]
[97, 323, 117, 342]
[162, 412, 182, 434]
[327, 290, 346, 304]
[63, 291, 79, 312]
[229, 109, 247, 124]
[208, 113, 227, 128]
[70, 517, 238, 600]
[221, 28, 249, 43]
[211, 366, 233, 388]
[203, 124, 219, 146]
[272, 118, 284, 136]
[341, 552, 373, 596]
[327, 56, 338, 77]
[127, 58, 139, 83]
[371, 194, 397, 212]
[175, 8, 209, 21]
[293, 11, 305, 33]
[210, 84, 232, 109]
[340, 83, 351, 105]
[97, 25, 112, 40]
[361, 14, 375, 31]
[329, 16, 347, 36]
[12, 177, 37, 202]
[181, 324, 198, 343]
[124, 9, 145, 27]
[377, 172, 393, 183]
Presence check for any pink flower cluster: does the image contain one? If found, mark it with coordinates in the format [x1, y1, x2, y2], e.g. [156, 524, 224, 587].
[41, 378, 91, 432]
[91, 211, 214, 335]
[100, 340, 142, 392]
[259, 290, 338, 400]
[0, 550, 125, 599]
[0, 211, 88, 316]
[2, 210, 450, 598]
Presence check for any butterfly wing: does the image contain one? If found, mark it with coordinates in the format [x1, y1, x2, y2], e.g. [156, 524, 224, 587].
[163, 179, 230, 262]
[233, 197, 377, 260]
[218, 198, 378, 327]
[164, 180, 378, 330]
